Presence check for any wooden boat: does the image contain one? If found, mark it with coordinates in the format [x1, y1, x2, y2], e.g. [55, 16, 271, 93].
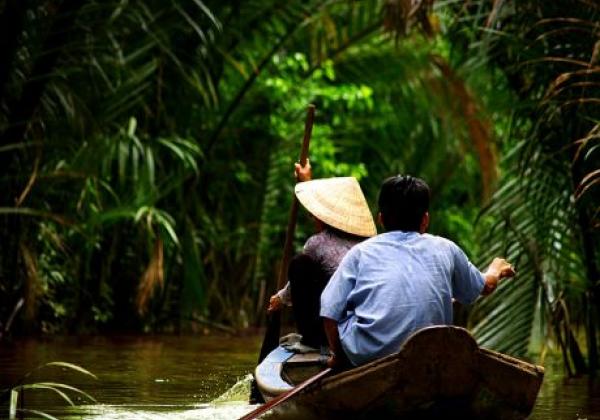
[254, 326, 544, 419]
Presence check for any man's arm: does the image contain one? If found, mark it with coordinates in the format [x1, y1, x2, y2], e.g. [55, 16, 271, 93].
[323, 317, 344, 368]
[320, 247, 360, 368]
[481, 257, 515, 295]
[451, 243, 515, 303]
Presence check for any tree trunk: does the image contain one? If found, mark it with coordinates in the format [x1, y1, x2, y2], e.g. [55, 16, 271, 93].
[0, 0, 28, 102]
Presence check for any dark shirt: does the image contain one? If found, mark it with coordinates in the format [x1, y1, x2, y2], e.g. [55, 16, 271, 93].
[277, 227, 361, 304]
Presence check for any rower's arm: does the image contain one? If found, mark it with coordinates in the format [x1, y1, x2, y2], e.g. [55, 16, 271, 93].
[451, 243, 514, 303]
[323, 317, 343, 368]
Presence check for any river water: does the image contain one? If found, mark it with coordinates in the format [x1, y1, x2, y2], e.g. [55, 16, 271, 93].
[0, 334, 599, 419]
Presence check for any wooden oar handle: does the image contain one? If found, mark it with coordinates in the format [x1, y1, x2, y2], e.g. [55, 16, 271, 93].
[275, 104, 315, 290]
[299, 104, 315, 166]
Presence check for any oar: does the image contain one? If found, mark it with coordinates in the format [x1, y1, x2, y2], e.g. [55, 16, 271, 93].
[240, 367, 332, 420]
[256, 104, 315, 365]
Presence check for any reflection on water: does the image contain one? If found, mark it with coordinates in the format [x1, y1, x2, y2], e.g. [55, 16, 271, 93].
[0, 334, 599, 419]
[530, 355, 600, 420]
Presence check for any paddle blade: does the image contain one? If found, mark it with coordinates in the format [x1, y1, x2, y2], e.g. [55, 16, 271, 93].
[258, 312, 281, 363]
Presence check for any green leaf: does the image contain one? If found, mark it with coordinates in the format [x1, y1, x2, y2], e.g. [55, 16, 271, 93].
[23, 382, 96, 403]
[18, 409, 60, 420]
[9, 388, 18, 419]
[42, 362, 98, 380]
[21, 384, 75, 406]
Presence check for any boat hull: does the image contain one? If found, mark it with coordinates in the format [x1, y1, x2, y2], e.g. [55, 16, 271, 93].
[256, 326, 544, 419]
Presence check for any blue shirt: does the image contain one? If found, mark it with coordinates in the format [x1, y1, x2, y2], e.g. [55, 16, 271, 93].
[320, 231, 485, 366]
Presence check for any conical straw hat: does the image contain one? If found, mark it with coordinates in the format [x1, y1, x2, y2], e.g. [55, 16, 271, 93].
[295, 177, 377, 237]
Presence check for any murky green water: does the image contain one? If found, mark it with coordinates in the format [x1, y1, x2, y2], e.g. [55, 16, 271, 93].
[0, 335, 258, 419]
[0, 335, 599, 419]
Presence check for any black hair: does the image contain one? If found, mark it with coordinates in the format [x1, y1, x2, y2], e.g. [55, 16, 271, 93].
[377, 175, 430, 232]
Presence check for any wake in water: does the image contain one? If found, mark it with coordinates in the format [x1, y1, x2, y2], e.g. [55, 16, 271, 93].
[71, 374, 314, 419]
[74, 374, 259, 420]
[212, 373, 254, 403]
[76, 404, 255, 420]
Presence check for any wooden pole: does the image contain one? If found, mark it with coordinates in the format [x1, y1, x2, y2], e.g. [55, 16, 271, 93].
[250, 105, 315, 404]
[275, 105, 313, 290]
[256, 104, 315, 363]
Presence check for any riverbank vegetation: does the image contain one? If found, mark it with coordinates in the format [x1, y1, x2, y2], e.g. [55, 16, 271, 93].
[0, 1, 598, 375]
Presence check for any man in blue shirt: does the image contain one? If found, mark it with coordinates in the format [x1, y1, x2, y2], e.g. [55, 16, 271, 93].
[320, 175, 515, 367]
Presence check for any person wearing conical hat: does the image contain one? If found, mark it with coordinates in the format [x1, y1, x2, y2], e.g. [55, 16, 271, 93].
[268, 161, 376, 348]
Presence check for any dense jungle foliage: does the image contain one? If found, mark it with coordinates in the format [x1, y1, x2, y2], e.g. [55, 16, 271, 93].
[0, 0, 598, 374]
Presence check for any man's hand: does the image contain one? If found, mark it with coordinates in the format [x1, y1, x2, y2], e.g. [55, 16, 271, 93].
[326, 353, 340, 369]
[488, 257, 516, 279]
[482, 257, 515, 295]
[295, 159, 312, 182]
[267, 294, 283, 313]
[323, 317, 346, 370]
